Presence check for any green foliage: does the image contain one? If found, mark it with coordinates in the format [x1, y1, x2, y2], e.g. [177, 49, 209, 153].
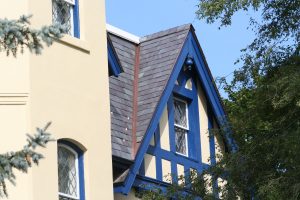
[218, 56, 300, 199]
[0, 15, 65, 56]
[0, 123, 54, 197]
[140, 171, 215, 200]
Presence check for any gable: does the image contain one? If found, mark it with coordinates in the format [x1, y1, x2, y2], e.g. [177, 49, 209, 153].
[111, 26, 236, 195]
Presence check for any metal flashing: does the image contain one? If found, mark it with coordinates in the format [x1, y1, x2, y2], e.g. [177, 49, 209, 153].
[106, 24, 140, 44]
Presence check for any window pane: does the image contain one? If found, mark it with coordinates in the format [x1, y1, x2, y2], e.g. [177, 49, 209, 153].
[174, 99, 187, 128]
[52, 0, 73, 35]
[175, 126, 187, 155]
[58, 146, 78, 198]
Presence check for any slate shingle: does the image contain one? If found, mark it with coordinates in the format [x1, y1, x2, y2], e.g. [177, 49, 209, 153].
[109, 34, 136, 160]
[108, 24, 191, 160]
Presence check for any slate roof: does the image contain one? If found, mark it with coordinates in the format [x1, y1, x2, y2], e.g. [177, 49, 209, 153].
[108, 24, 191, 160]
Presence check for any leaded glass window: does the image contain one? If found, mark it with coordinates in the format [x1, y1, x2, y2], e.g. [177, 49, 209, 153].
[58, 145, 79, 200]
[52, 0, 75, 36]
[174, 98, 189, 156]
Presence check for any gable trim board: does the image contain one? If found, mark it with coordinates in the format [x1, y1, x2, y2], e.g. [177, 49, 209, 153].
[112, 25, 236, 195]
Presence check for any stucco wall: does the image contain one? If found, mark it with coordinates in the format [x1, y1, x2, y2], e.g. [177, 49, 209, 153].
[197, 80, 211, 164]
[0, 0, 114, 199]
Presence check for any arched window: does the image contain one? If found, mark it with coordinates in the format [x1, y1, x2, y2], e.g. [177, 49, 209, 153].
[57, 140, 85, 200]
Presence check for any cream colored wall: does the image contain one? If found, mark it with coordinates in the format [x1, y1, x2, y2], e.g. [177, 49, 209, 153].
[197, 81, 211, 164]
[144, 154, 156, 179]
[177, 164, 185, 184]
[162, 159, 171, 183]
[159, 106, 170, 151]
[0, 0, 113, 199]
[0, 1, 32, 199]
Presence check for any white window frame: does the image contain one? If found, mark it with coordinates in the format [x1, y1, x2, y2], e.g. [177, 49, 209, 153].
[58, 144, 80, 200]
[173, 97, 189, 156]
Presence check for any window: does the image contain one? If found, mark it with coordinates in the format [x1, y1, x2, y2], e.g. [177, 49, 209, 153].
[173, 98, 189, 156]
[52, 0, 80, 37]
[58, 141, 85, 200]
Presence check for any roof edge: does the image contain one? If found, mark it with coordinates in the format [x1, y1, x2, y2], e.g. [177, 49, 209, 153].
[140, 23, 192, 43]
[106, 24, 140, 44]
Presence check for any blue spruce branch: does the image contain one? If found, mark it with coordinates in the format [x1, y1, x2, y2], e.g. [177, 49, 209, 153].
[0, 15, 65, 56]
[0, 122, 54, 197]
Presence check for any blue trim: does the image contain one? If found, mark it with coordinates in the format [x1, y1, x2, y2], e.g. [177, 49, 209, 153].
[171, 159, 178, 183]
[168, 96, 176, 153]
[147, 146, 205, 172]
[139, 159, 145, 176]
[119, 31, 235, 194]
[133, 175, 170, 192]
[168, 96, 178, 183]
[58, 140, 85, 200]
[208, 107, 216, 166]
[114, 186, 123, 193]
[188, 33, 237, 151]
[173, 85, 194, 100]
[107, 39, 123, 77]
[73, 0, 80, 38]
[154, 127, 163, 181]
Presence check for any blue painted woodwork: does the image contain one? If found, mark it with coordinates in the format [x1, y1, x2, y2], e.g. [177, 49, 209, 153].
[118, 31, 235, 195]
[58, 139, 85, 200]
[73, 0, 80, 38]
[147, 146, 207, 172]
[107, 39, 123, 77]
[173, 85, 194, 100]
[171, 69, 201, 161]
[208, 106, 216, 166]
[154, 127, 163, 181]
[139, 159, 145, 176]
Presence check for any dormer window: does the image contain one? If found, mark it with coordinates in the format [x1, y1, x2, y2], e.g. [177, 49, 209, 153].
[52, 0, 80, 38]
[173, 98, 189, 156]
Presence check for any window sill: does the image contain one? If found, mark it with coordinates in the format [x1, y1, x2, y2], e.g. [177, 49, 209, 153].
[56, 34, 90, 53]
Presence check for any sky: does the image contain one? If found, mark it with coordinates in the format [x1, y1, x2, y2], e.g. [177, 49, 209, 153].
[106, 0, 256, 92]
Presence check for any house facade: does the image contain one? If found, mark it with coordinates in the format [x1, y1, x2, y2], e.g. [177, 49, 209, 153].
[0, 0, 114, 200]
[0, 1, 231, 200]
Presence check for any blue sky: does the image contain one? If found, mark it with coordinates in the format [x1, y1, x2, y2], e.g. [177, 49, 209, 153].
[106, 0, 256, 90]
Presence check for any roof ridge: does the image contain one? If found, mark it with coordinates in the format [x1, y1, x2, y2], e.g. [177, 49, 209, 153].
[140, 23, 192, 43]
